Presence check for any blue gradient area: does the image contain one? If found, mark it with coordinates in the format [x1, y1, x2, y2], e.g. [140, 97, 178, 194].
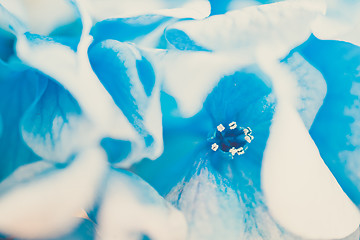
[131, 92, 211, 195]
[48, 19, 83, 51]
[136, 57, 155, 96]
[90, 15, 170, 46]
[0, 65, 45, 181]
[298, 35, 360, 205]
[101, 138, 132, 164]
[0, 28, 15, 62]
[165, 29, 210, 51]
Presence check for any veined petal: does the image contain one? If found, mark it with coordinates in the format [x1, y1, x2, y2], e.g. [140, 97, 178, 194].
[166, 1, 324, 59]
[297, 36, 360, 206]
[81, 0, 210, 22]
[95, 168, 187, 240]
[88, 40, 163, 166]
[0, 147, 108, 239]
[21, 77, 95, 163]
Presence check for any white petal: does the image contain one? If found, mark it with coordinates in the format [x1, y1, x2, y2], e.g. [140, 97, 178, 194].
[262, 104, 360, 239]
[81, 0, 210, 22]
[0, 148, 108, 239]
[312, 0, 360, 47]
[167, 0, 325, 59]
[96, 169, 187, 240]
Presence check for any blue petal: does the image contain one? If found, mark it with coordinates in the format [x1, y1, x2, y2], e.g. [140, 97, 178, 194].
[100, 138, 132, 164]
[297, 35, 360, 206]
[0, 66, 45, 181]
[90, 15, 171, 46]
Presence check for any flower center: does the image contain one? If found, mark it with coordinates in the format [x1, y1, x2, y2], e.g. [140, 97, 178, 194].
[209, 121, 254, 157]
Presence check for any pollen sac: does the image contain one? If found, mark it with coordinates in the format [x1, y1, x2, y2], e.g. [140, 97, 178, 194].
[209, 121, 254, 157]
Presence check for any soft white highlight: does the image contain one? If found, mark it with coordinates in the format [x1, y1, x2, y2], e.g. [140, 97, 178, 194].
[97, 170, 187, 240]
[0, 147, 108, 239]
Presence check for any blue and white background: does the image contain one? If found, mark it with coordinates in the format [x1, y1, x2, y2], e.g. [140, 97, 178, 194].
[0, 0, 359, 239]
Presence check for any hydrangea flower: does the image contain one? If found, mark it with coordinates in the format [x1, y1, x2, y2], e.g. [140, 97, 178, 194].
[0, 0, 359, 240]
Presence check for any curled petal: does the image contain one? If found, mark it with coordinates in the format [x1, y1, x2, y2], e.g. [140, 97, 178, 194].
[89, 40, 164, 166]
[96, 169, 187, 240]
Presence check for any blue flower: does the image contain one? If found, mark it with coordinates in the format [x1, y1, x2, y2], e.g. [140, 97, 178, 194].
[0, 0, 360, 240]
[132, 1, 360, 239]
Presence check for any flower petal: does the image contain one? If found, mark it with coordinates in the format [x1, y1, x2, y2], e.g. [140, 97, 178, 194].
[166, 1, 324, 59]
[297, 36, 360, 206]
[0, 147, 107, 239]
[95, 168, 187, 240]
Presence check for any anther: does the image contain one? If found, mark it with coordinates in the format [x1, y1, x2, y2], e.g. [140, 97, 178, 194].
[244, 135, 253, 143]
[217, 124, 225, 132]
[229, 121, 237, 130]
[229, 147, 244, 156]
[211, 143, 219, 151]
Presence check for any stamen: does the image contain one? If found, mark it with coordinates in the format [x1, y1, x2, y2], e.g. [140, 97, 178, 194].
[210, 121, 253, 157]
[244, 135, 252, 143]
[211, 143, 219, 151]
[229, 121, 237, 130]
[217, 124, 225, 132]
